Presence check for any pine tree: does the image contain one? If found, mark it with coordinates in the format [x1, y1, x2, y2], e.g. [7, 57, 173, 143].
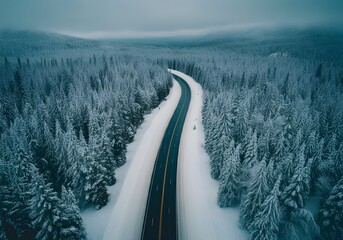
[250, 176, 283, 240]
[217, 144, 241, 207]
[83, 145, 109, 209]
[279, 209, 320, 240]
[258, 130, 271, 159]
[266, 157, 276, 189]
[311, 138, 324, 189]
[281, 153, 294, 186]
[281, 145, 310, 209]
[210, 133, 230, 180]
[210, 111, 232, 180]
[55, 120, 68, 188]
[98, 132, 116, 186]
[234, 105, 248, 142]
[241, 128, 253, 154]
[205, 115, 219, 155]
[59, 187, 86, 240]
[65, 124, 85, 201]
[240, 158, 269, 230]
[0, 213, 7, 240]
[336, 142, 343, 177]
[275, 132, 287, 159]
[243, 130, 258, 168]
[319, 109, 329, 139]
[30, 120, 55, 178]
[318, 135, 337, 196]
[96, 118, 116, 186]
[93, 54, 96, 65]
[13, 69, 25, 114]
[1, 171, 34, 239]
[292, 129, 303, 154]
[1, 146, 36, 239]
[108, 110, 128, 167]
[304, 158, 314, 192]
[281, 73, 290, 96]
[306, 131, 318, 158]
[324, 134, 337, 160]
[29, 171, 62, 240]
[318, 178, 343, 239]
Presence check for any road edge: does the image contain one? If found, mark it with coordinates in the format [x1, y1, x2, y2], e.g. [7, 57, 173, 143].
[102, 79, 182, 240]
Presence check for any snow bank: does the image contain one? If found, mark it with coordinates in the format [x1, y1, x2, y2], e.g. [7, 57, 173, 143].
[81, 80, 181, 240]
[169, 69, 248, 240]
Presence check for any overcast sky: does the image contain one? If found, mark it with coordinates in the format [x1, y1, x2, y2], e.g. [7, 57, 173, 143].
[0, 0, 342, 38]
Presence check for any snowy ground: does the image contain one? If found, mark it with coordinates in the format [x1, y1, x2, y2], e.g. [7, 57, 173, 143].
[81, 80, 181, 240]
[170, 69, 248, 240]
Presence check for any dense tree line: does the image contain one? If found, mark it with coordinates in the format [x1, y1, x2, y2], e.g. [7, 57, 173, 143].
[1, 29, 342, 240]
[0, 54, 172, 239]
[169, 46, 343, 239]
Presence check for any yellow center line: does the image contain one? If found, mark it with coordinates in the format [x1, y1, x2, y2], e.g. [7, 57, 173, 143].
[158, 81, 187, 240]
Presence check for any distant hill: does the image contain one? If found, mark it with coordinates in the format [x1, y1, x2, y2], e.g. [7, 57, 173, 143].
[104, 26, 343, 59]
[182, 27, 343, 57]
[0, 30, 101, 57]
[1, 27, 342, 60]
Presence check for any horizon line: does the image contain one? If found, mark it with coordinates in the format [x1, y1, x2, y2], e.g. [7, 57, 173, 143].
[54, 23, 274, 39]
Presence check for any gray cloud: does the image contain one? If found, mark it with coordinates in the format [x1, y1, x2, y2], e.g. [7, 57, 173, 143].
[0, 0, 342, 37]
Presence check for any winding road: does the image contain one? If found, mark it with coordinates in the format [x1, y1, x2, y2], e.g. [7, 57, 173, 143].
[141, 74, 191, 240]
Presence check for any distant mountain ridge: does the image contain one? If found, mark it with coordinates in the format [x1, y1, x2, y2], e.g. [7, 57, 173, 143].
[1, 27, 342, 58]
[0, 30, 100, 57]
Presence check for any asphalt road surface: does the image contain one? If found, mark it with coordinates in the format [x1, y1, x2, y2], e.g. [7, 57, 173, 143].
[141, 74, 191, 240]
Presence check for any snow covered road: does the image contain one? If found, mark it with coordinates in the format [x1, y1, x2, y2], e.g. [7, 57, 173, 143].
[82, 80, 181, 240]
[141, 73, 191, 240]
[101, 80, 181, 240]
[83, 70, 247, 240]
